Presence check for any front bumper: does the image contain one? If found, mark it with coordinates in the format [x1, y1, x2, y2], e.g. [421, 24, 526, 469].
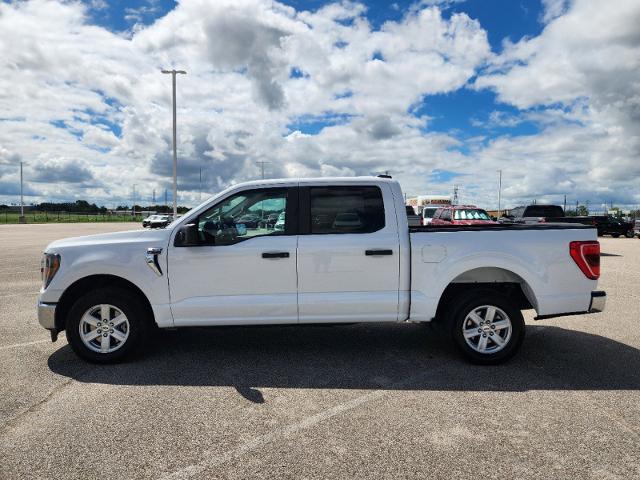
[38, 302, 57, 330]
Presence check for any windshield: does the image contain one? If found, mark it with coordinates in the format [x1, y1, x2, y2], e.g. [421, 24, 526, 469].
[453, 209, 491, 220]
[422, 208, 437, 218]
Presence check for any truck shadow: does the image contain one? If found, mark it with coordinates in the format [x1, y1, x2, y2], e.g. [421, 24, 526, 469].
[48, 324, 640, 400]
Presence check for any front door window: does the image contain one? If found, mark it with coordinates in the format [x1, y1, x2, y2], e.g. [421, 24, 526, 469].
[197, 188, 288, 245]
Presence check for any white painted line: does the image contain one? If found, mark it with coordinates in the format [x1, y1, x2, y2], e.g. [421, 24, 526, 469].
[160, 371, 429, 480]
[0, 339, 50, 351]
[1, 292, 39, 299]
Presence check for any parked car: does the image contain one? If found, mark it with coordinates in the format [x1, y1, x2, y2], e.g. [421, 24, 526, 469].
[591, 216, 634, 238]
[420, 205, 448, 225]
[274, 212, 285, 231]
[430, 206, 497, 225]
[635, 219, 640, 238]
[37, 176, 605, 365]
[236, 214, 260, 228]
[502, 205, 592, 226]
[405, 205, 420, 227]
[142, 215, 159, 228]
[264, 213, 280, 228]
[149, 215, 173, 229]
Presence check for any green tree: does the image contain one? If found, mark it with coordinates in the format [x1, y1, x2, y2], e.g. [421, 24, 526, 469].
[576, 205, 589, 216]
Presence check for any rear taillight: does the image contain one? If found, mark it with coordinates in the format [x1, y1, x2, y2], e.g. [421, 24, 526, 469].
[420, 218, 424, 226]
[570, 241, 600, 279]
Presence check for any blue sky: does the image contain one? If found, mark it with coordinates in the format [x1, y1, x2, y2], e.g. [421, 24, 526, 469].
[1, 0, 638, 209]
[86, 0, 548, 145]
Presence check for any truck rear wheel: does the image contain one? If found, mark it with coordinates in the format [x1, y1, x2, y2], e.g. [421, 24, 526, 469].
[65, 287, 148, 363]
[447, 290, 525, 365]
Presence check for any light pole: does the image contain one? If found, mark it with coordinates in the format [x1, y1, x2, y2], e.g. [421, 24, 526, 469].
[19, 161, 25, 223]
[256, 161, 270, 179]
[132, 184, 137, 217]
[161, 68, 187, 217]
[497, 169, 502, 214]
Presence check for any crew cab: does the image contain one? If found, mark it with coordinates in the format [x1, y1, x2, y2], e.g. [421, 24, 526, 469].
[38, 177, 606, 365]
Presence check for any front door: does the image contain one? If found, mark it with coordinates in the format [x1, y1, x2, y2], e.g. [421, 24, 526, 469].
[297, 183, 400, 323]
[168, 186, 298, 326]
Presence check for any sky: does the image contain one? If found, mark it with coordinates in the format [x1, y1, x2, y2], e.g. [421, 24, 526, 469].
[0, 0, 639, 211]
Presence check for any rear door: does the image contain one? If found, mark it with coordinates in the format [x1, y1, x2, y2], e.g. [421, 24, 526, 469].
[297, 183, 401, 323]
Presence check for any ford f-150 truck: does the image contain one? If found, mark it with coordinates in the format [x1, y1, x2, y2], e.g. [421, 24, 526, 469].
[38, 177, 606, 364]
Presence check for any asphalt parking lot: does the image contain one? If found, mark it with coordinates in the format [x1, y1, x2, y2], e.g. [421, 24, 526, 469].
[1, 223, 639, 479]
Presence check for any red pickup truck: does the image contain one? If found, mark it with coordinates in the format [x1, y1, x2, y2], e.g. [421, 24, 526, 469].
[430, 205, 497, 226]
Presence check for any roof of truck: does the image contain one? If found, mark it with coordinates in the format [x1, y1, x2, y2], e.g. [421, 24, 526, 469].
[229, 176, 397, 189]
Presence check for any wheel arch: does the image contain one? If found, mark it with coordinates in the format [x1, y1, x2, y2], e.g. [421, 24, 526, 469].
[434, 267, 536, 323]
[55, 274, 155, 332]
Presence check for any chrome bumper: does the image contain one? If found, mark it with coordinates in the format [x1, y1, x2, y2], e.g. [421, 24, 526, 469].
[589, 291, 606, 313]
[38, 302, 57, 330]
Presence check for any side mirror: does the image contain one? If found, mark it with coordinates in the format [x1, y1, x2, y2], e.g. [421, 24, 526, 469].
[174, 223, 200, 247]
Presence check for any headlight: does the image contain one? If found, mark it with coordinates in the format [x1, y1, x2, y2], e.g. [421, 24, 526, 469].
[41, 253, 61, 289]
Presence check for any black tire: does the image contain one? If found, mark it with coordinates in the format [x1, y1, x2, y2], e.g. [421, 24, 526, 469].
[445, 290, 525, 365]
[65, 287, 149, 363]
[624, 230, 634, 238]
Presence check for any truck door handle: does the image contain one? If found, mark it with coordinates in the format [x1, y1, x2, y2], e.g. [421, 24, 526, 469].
[262, 251, 290, 259]
[365, 249, 393, 256]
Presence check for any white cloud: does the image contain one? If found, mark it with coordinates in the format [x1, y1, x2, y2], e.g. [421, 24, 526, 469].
[0, 0, 637, 210]
[473, 0, 640, 207]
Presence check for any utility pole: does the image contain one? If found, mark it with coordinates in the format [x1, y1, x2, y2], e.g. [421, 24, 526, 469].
[19, 161, 25, 223]
[256, 161, 270, 179]
[453, 185, 459, 205]
[199, 167, 202, 202]
[161, 68, 187, 217]
[132, 184, 137, 216]
[152, 189, 156, 204]
[563, 194, 567, 213]
[497, 169, 502, 214]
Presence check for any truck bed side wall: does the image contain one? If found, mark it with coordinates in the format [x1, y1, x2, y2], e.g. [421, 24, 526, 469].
[408, 228, 599, 321]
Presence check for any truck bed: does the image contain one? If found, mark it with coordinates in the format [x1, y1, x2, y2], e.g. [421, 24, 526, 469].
[406, 223, 598, 322]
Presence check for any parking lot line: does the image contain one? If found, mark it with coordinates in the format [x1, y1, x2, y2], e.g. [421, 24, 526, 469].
[0, 339, 50, 351]
[160, 371, 430, 480]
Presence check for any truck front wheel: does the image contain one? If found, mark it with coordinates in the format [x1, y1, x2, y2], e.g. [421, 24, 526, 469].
[65, 287, 148, 363]
[447, 291, 525, 365]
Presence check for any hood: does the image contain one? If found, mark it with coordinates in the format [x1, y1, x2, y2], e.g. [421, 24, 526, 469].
[45, 228, 171, 252]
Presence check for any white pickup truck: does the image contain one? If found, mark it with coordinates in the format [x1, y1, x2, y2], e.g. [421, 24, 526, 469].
[38, 176, 605, 364]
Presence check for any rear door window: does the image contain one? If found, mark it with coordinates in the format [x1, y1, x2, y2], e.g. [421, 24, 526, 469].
[309, 186, 385, 234]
